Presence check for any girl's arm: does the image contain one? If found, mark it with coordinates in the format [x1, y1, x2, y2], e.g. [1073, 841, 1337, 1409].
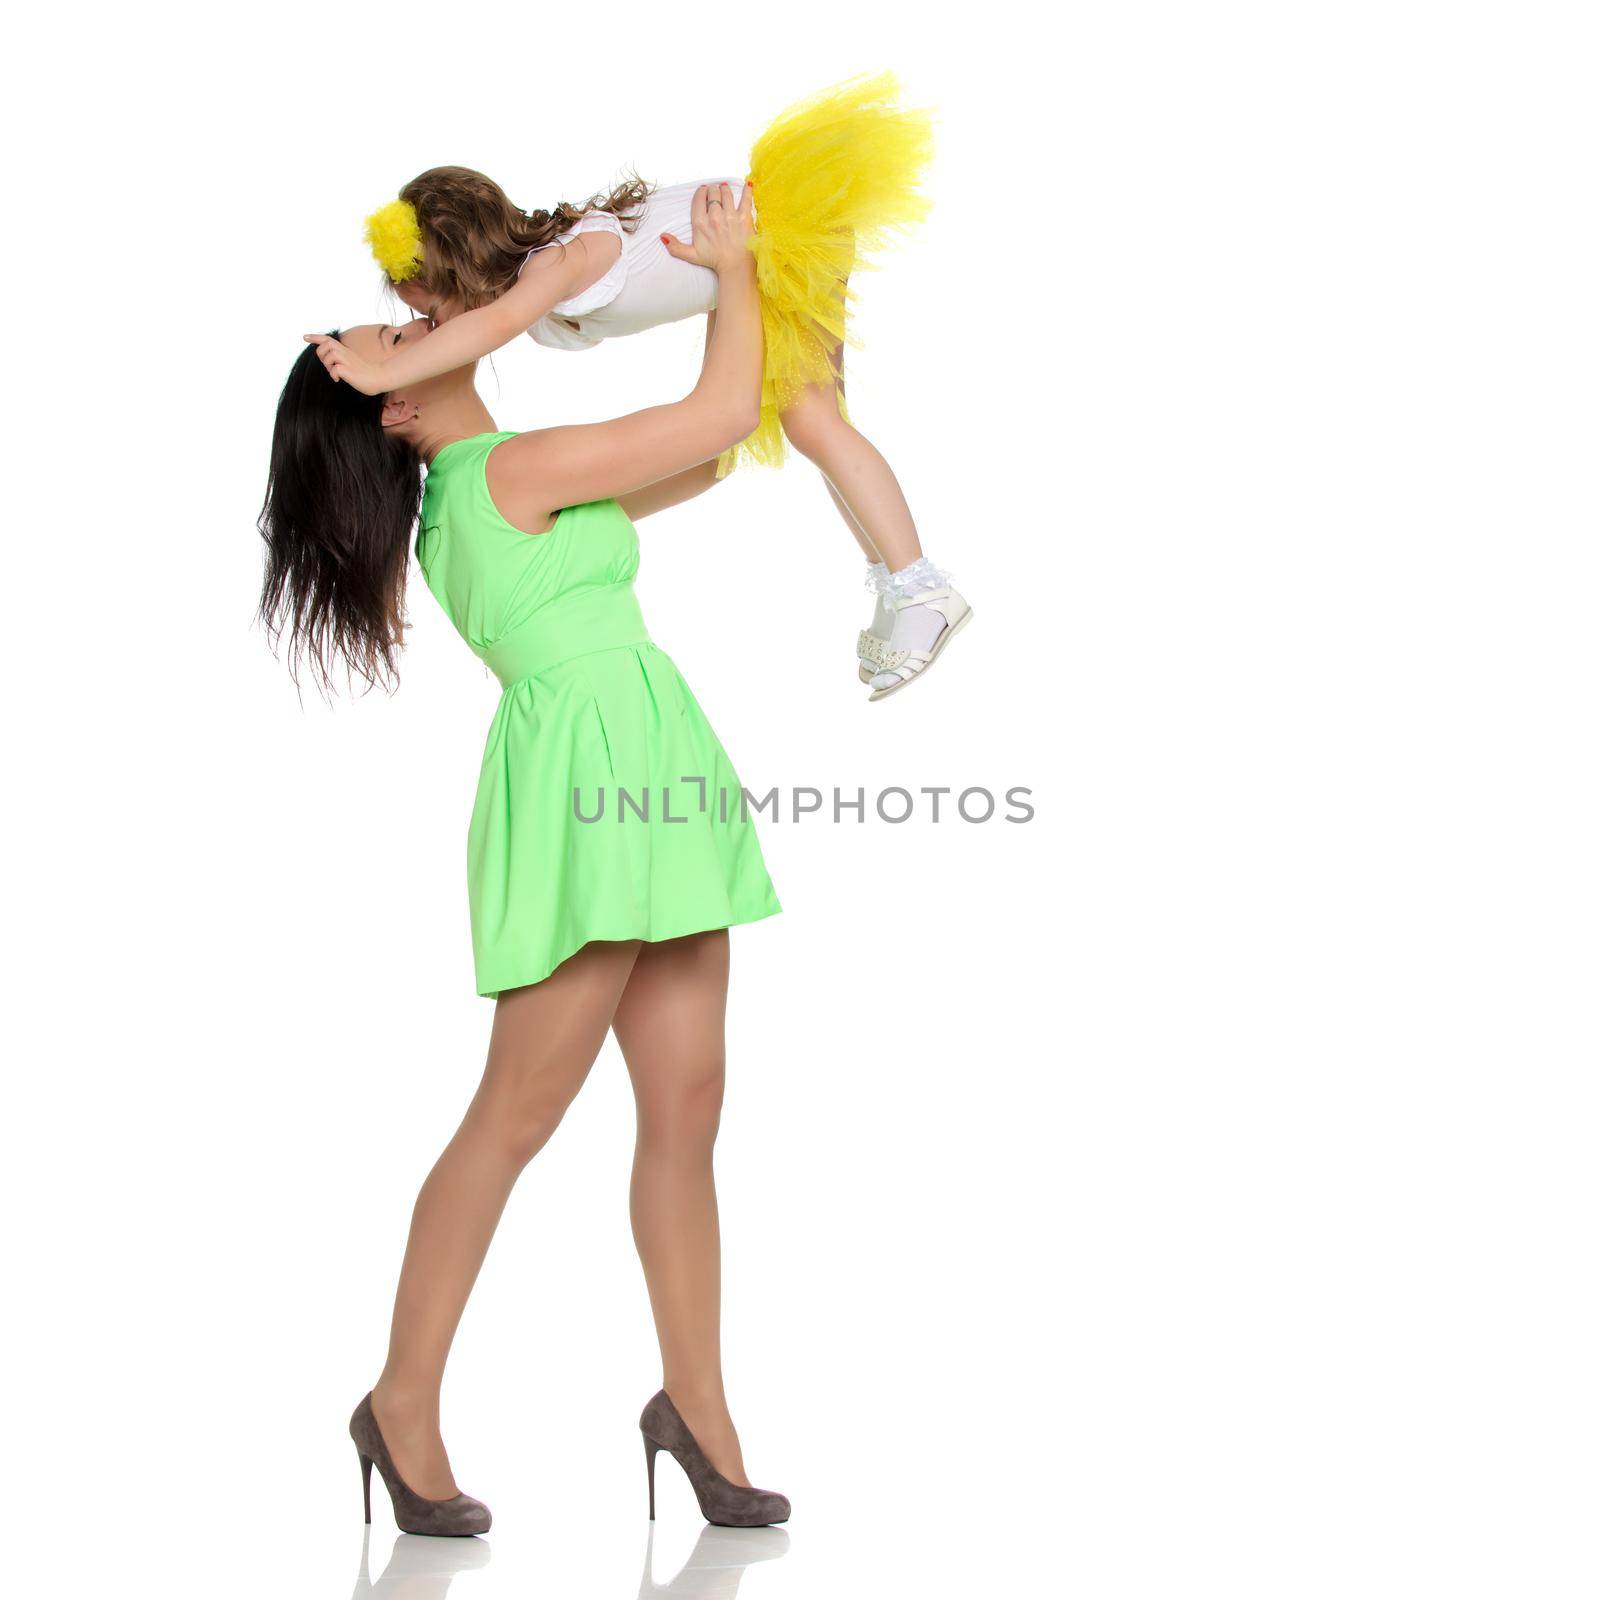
[303, 231, 620, 394]
[485, 185, 760, 533]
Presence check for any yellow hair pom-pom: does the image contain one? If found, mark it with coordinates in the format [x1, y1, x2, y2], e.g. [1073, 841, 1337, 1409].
[364, 199, 423, 282]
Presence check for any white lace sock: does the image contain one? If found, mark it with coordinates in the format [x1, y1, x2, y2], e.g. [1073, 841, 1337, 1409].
[863, 562, 893, 637]
[871, 557, 950, 689]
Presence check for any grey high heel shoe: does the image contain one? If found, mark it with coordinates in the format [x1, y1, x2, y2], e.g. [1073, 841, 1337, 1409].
[350, 1392, 492, 1537]
[640, 1390, 791, 1527]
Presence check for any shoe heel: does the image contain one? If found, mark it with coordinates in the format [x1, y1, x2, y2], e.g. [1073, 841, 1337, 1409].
[643, 1434, 661, 1521]
[359, 1451, 374, 1524]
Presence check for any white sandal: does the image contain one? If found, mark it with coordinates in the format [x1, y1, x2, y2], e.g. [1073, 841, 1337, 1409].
[856, 568, 895, 684]
[861, 585, 973, 701]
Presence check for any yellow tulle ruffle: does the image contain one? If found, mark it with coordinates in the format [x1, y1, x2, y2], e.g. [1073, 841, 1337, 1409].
[719, 73, 934, 474]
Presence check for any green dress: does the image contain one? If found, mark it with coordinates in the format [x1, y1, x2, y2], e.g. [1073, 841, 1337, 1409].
[417, 432, 781, 997]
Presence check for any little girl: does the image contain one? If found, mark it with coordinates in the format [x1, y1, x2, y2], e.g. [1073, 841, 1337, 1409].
[306, 74, 971, 700]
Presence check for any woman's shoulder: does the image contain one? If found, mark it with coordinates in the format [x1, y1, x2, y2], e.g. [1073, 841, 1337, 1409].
[426, 431, 515, 483]
[458, 430, 633, 537]
[422, 432, 516, 520]
[417, 432, 543, 572]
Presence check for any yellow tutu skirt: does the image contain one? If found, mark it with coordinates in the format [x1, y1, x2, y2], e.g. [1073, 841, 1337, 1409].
[719, 73, 934, 474]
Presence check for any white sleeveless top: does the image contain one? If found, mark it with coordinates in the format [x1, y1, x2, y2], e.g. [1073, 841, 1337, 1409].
[525, 179, 747, 352]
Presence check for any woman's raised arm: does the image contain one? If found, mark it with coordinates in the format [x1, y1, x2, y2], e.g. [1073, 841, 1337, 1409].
[618, 313, 731, 521]
[484, 184, 762, 533]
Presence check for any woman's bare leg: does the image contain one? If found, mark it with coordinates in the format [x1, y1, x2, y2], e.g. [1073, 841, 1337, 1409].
[369, 939, 642, 1497]
[610, 929, 753, 1485]
[781, 346, 923, 573]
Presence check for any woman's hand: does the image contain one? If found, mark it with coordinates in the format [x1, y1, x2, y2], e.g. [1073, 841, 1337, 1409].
[301, 333, 385, 394]
[661, 182, 755, 274]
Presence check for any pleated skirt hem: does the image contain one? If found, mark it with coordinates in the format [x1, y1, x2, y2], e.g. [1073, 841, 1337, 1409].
[474, 898, 782, 998]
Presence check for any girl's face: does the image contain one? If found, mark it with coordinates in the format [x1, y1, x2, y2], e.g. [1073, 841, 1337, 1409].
[394, 279, 465, 324]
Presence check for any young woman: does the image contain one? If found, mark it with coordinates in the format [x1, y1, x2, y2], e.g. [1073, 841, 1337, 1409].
[259, 184, 789, 1535]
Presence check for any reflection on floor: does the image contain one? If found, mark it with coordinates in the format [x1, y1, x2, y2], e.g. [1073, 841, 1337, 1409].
[638, 1524, 790, 1598]
[350, 1527, 491, 1599]
[348, 1521, 791, 1599]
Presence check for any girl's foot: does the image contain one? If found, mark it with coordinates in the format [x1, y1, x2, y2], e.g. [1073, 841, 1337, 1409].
[862, 558, 974, 700]
[368, 1381, 461, 1500]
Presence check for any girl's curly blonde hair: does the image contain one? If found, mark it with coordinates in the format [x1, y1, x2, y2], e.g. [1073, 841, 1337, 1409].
[396, 166, 651, 309]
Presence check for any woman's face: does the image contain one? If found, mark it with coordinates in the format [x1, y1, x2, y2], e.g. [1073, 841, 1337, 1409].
[336, 317, 477, 418]
[337, 317, 433, 371]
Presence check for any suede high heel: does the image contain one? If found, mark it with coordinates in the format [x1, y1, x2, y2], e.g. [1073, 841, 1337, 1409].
[640, 1390, 791, 1527]
[350, 1392, 492, 1537]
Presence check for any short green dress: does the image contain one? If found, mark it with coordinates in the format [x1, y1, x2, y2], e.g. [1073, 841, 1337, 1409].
[417, 432, 781, 996]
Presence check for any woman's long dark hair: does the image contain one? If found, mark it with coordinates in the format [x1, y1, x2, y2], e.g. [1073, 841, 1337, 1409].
[258, 339, 423, 691]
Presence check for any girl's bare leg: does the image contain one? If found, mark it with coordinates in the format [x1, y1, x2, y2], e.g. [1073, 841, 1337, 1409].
[369, 939, 643, 1497]
[781, 345, 923, 573]
[823, 476, 883, 565]
[610, 929, 753, 1485]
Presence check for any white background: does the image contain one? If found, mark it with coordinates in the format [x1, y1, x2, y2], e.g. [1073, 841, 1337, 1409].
[5, 3, 1598, 1596]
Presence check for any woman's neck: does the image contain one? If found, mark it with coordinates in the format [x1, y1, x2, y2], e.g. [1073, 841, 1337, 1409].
[410, 390, 499, 465]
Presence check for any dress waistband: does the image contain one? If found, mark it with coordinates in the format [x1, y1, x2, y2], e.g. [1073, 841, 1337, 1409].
[480, 583, 650, 687]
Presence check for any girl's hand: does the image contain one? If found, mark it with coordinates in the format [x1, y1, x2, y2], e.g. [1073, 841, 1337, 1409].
[302, 333, 385, 394]
[661, 182, 755, 274]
